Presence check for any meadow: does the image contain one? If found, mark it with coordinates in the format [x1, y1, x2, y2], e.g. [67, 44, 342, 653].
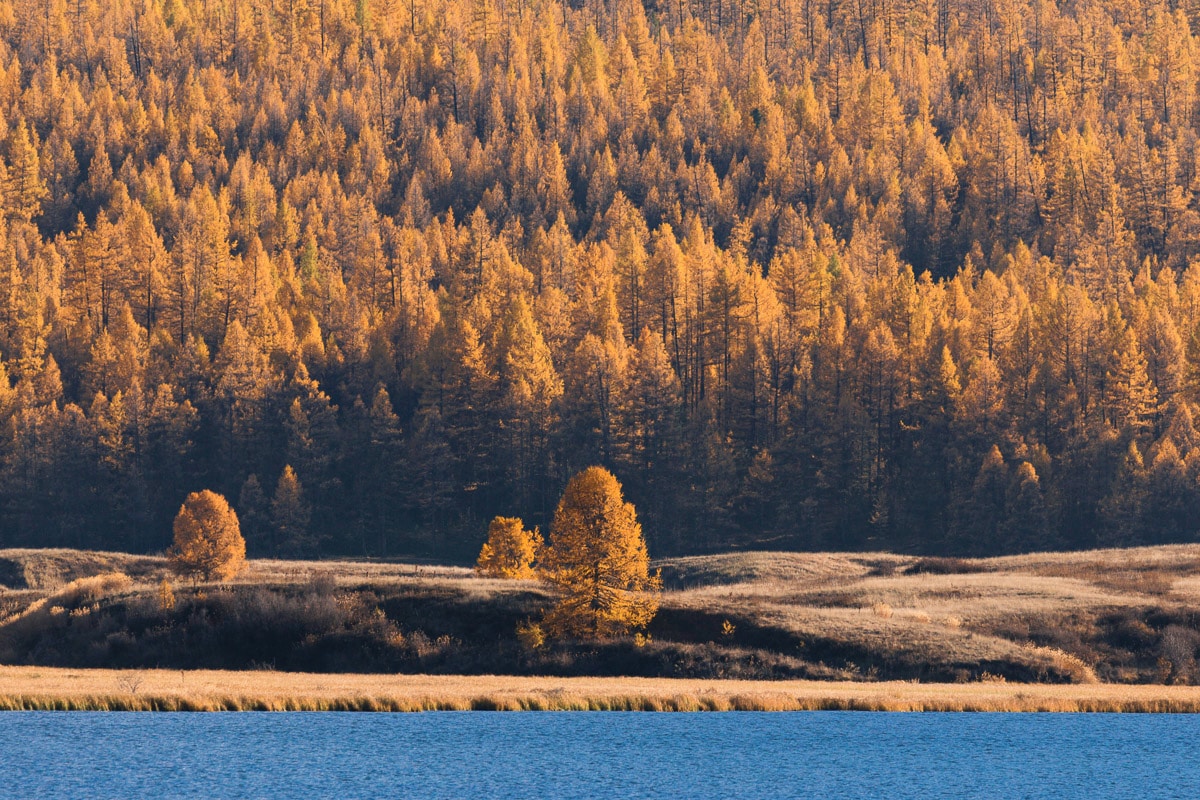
[2, 545, 1199, 692]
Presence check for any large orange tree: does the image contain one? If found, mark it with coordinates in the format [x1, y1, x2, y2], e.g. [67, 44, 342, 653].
[168, 491, 246, 582]
[541, 467, 661, 639]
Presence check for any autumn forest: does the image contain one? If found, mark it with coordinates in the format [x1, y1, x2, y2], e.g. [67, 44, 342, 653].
[0, 0, 1198, 560]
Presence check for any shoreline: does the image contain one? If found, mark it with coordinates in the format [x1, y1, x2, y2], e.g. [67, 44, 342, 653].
[3, 667, 1200, 712]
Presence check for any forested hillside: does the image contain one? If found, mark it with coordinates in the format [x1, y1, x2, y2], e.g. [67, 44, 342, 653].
[0, 0, 1199, 557]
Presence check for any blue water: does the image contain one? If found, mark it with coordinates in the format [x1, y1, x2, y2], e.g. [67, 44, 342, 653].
[0, 712, 1196, 799]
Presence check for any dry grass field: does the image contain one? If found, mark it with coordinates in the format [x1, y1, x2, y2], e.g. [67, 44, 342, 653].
[657, 546, 1200, 683]
[5, 666, 1200, 712]
[2, 545, 1200, 690]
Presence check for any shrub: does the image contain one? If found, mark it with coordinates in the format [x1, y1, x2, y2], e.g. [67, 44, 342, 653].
[157, 580, 176, 612]
[53, 572, 133, 607]
[516, 620, 546, 651]
[1160, 626, 1200, 683]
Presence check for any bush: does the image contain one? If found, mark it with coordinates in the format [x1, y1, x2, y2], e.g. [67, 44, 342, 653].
[516, 620, 545, 651]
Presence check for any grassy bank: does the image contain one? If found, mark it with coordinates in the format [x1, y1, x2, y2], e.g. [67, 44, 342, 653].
[5, 667, 1200, 712]
[3, 545, 1200, 683]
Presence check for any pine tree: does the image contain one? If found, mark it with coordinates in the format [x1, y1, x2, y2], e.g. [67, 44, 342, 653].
[1106, 327, 1157, 433]
[953, 445, 1008, 555]
[1098, 442, 1150, 546]
[496, 295, 562, 512]
[1003, 461, 1053, 552]
[237, 474, 271, 555]
[4, 120, 48, 224]
[620, 326, 682, 475]
[359, 386, 406, 554]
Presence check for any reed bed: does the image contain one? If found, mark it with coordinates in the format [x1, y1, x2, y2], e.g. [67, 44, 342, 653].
[4, 667, 1200, 712]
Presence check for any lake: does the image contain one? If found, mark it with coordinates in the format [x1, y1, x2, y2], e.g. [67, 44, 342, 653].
[0, 712, 1196, 798]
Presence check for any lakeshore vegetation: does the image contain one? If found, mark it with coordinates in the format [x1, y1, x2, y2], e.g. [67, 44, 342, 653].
[2, 0, 1200, 561]
[9, 667, 1200, 712]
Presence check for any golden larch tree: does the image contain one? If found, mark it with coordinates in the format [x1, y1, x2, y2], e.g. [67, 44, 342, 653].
[168, 490, 247, 581]
[541, 466, 661, 639]
[475, 516, 543, 578]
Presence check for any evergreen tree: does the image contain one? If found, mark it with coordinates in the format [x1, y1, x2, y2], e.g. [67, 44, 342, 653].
[271, 465, 315, 556]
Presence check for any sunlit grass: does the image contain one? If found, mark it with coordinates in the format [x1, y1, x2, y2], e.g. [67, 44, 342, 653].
[3, 667, 1200, 712]
[660, 545, 1200, 682]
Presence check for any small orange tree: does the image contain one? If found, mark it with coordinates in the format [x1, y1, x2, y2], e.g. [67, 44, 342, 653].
[168, 490, 246, 581]
[476, 516, 543, 578]
[541, 467, 661, 639]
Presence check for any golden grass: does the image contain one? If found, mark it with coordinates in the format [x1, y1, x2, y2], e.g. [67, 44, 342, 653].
[660, 545, 1200, 680]
[0, 548, 479, 590]
[0, 549, 162, 590]
[2, 667, 1200, 712]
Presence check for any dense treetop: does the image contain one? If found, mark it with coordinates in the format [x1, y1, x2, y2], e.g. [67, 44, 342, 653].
[1, 0, 1199, 557]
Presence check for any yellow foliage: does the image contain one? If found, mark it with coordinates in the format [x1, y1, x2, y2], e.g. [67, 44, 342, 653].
[168, 491, 246, 582]
[475, 516, 543, 578]
[540, 466, 661, 639]
[157, 579, 176, 612]
[516, 620, 546, 651]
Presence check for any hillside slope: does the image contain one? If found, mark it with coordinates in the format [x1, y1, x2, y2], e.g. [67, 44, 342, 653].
[3, 546, 1198, 683]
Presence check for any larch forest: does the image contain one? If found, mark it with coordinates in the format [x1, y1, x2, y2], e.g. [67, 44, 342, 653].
[0, 0, 1197, 561]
